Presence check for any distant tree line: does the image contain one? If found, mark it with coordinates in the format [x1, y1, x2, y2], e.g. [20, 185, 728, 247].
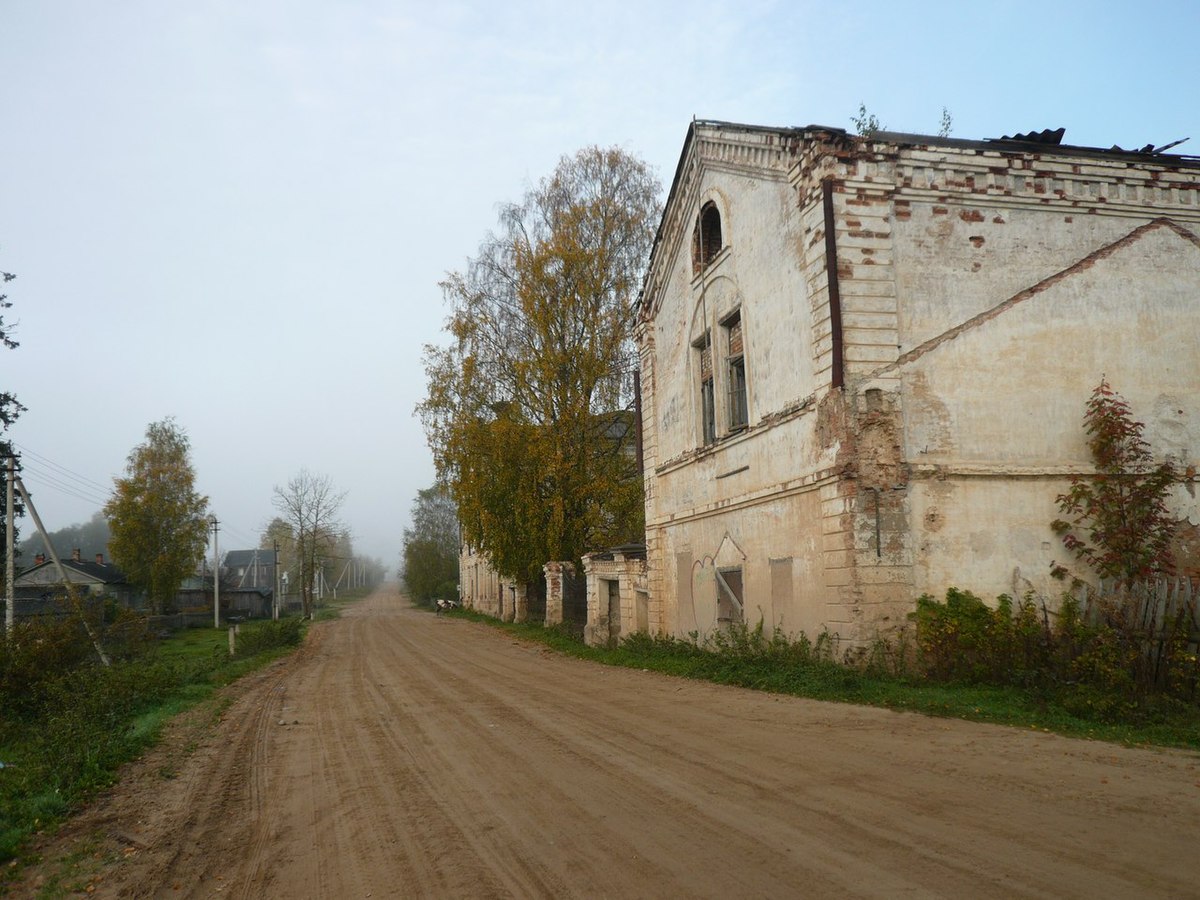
[17, 510, 111, 562]
[401, 486, 459, 606]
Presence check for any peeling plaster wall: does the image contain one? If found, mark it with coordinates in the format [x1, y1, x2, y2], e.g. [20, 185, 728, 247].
[651, 168, 815, 466]
[640, 122, 1200, 650]
[881, 152, 1200, 601]
[896, 226, 1200, 597]
[640, 124, 842, 643]
[654, 489, 829, 641]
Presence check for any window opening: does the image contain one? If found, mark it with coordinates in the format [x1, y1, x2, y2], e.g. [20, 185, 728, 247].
[724, 311, 747, 430]
[716, 567, 744, 626]
[691, 202, 723, 275]
[694, 331, 715, 444]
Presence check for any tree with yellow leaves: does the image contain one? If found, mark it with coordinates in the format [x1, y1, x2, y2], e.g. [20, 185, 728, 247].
[420, 146, 660, 583]
[105, 418, 210, 614]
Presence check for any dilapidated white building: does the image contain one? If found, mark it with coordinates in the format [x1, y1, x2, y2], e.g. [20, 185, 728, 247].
[637, 121, 1200, 648]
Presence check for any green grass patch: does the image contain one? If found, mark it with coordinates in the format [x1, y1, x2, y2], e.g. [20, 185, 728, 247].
[445, 607, 1200, 750]
[0, 614, 310, 875]
[310, 585, 374, 621]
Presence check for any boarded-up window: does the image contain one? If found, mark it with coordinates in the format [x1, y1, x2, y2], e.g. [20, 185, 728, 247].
[716, 568, 744, 625]
[770, 557, 793, 612]
[676, 551, 693, 629]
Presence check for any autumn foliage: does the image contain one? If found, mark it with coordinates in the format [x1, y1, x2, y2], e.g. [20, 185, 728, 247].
[420, 147, 661, 583]
[104, 419, 210, 614]
[1051, 379, 1179, 585]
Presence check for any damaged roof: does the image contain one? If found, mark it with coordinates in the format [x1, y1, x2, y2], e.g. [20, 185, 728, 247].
[639, 118, 1199, 310]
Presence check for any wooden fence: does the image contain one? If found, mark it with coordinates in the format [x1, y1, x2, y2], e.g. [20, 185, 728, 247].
[1077, 577, 1200, 637]
[1076, 577, 1200, 692]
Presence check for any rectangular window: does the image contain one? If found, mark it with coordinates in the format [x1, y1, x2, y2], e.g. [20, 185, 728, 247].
[701, 376, 716, 444]
[723, 312, 748, 430]
[695, 332, 716, 444]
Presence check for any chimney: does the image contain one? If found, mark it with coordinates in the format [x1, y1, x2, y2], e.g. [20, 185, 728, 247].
[35, 553, 45, 565]
[96, 553, 104, 565]
[72, 548, 81, 562]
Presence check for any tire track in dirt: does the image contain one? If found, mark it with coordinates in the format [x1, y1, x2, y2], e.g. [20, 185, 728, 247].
[368, 606, 1200, 897]
[11, 586, 1200, 899]
[386, 621, 1009, 896]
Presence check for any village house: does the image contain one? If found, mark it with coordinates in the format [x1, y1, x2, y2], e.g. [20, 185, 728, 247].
[12, 549, 140, 616]
[223, 548, 277, 591]
[632, 120, 1200, 649]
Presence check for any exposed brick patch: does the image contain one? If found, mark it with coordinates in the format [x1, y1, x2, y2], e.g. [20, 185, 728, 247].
[958, 209, 985, 222]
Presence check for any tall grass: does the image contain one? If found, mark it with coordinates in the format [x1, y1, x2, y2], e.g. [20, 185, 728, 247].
[0, 613, 306, 865]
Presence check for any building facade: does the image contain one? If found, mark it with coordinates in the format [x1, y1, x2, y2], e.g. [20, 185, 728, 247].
[13, 550, 140, 615]
[638, 121, 1200, 648]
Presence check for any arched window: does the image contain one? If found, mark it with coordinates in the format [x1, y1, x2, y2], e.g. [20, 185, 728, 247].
[691, 202, 723, 275]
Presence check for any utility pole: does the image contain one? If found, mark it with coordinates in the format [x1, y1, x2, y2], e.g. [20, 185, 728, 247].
[332, 558, 352, 599]
[4, 455, 14, 635]
[14, 476, 109, 666]
[313, 560, 322, 620]
[273, 539, 280, 621]
[211, 516, 220, 628]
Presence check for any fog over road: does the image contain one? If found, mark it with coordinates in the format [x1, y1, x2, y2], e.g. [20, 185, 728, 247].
[21, 586, 1200, 898]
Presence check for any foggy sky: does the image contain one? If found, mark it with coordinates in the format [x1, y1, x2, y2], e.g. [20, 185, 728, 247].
[3, 0, 1197, 564]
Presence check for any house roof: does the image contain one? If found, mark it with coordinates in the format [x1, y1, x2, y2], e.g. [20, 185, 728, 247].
[15, 558, 128, 585]
[224, 549, 277, 568]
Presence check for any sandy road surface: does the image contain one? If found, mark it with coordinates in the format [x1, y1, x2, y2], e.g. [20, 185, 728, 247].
[14, 585, 1200, 898]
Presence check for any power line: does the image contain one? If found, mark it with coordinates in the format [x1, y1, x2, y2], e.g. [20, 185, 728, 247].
[18, 463, 110, 507]
[220, 523, 259, 547]
[10, 442, 112, 493]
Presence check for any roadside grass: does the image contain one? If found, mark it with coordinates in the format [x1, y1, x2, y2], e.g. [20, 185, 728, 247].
[312, 585, 374, 622]
[443, 608, 1200, 750]
[0, 615, 308, 877]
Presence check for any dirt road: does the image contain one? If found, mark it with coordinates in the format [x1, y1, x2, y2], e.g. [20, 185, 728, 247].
[15, 585, 1200, 898]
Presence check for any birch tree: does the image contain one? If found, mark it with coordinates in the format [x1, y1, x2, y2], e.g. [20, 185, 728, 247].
[401, 485, 459, 605]
[420, 146, 660, 582]
[272, 470, 345, 618]
[105, 419, 210, 614]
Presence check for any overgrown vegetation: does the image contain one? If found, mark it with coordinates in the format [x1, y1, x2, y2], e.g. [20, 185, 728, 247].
[850, 102, 883, 137]
[1051, 378, 1179, 585]
[0, 611, 306, 865]
[444, 602, 1200, 749]
[910, 588, 1199, 719]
